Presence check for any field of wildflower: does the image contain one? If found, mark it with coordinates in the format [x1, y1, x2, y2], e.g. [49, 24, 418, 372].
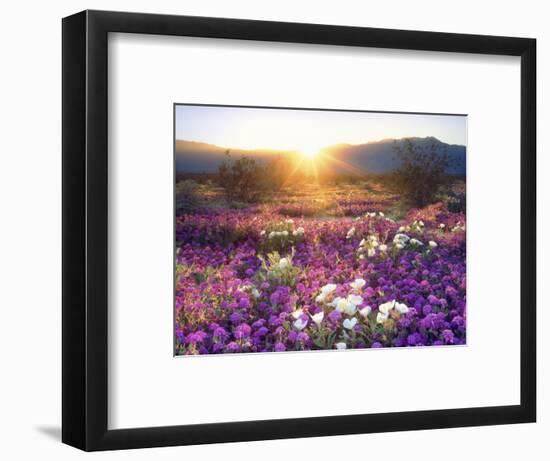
[174, 179, 466, 355]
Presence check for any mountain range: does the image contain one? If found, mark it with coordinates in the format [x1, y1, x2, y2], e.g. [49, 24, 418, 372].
[175, 136, 466, 176]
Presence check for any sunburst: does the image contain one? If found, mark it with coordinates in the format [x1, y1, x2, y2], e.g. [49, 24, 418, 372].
[299, 144, 321, 160]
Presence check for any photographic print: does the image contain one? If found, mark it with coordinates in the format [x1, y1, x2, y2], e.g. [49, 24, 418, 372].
[174, 105, 467, 356]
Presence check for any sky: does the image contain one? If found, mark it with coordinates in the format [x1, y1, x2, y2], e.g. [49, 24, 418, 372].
[175, 105, 467, 154]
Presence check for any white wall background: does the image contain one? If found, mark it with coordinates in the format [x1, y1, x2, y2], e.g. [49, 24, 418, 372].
[0, 0, 546, 459]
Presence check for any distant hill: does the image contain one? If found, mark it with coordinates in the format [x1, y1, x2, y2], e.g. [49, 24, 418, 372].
[320, 137, 466, 175]
[175, 137, 466, 176]
[175, 140, 299, 174]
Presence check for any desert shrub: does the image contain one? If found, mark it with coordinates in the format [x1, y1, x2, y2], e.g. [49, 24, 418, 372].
[392, 139, 452, 208]
[217, 152, 293, 202]
[217, 151, 265, 202]
[218, 152, 276, 202]
[176, 180, 200, 212]
[446, 190, 467, 213]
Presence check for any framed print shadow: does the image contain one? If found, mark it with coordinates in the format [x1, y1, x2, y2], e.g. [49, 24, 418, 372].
[62, 10, 536, 451]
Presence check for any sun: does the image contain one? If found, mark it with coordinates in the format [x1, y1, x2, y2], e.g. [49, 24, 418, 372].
[300, 145, 320, 159]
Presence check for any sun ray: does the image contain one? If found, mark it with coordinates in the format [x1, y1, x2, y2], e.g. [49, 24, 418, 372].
[321, 154, 368, 177]
[279, 155, 306, 190]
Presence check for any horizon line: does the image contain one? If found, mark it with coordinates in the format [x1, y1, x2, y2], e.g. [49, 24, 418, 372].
[174, 135, 466, 154]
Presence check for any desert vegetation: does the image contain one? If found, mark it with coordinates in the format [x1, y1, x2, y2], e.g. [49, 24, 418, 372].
[175, 138, 466, 355]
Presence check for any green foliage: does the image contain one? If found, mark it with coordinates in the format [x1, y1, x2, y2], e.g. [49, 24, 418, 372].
[257, 249, 300, 288]
[259, 219, 305, 253]
[392, 139, 452, 207]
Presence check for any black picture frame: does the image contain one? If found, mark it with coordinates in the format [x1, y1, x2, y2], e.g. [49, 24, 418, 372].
[62, 10, 536, 451]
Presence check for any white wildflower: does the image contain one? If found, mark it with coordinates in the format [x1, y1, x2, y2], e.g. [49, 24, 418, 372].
[347, 294, 364, 306]
[321, 283, 337, 295]
[343, 318, 358, 330]
[378, 300, 396, 315]
[359, 305, 372, 318]
[278, 258, 290, 269]
[344, 302, 357, 316]
[393, 233, 410, 245]
[452, 223, 465, 232]
[395, 302, 409, 314]
[376, 312, 389, 324]
[335, 342, 347, 350]
[429, 240, 438, 249]
[293, 318, 308, 331]
[311, 311, 324, 326]
[316, 283, 337, 304]
[331, 297, 348, 313]
[349, 278, 366, 291]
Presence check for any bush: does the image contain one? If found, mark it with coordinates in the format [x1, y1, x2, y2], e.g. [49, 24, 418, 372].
[217, 151, 266, 202]
[176, 179, 200, 212]
[392, 139, 452, 208]
[217, 151, 292, 203]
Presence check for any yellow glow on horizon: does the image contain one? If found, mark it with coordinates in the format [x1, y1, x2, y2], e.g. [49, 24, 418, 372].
[300, 146, 320, 159]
